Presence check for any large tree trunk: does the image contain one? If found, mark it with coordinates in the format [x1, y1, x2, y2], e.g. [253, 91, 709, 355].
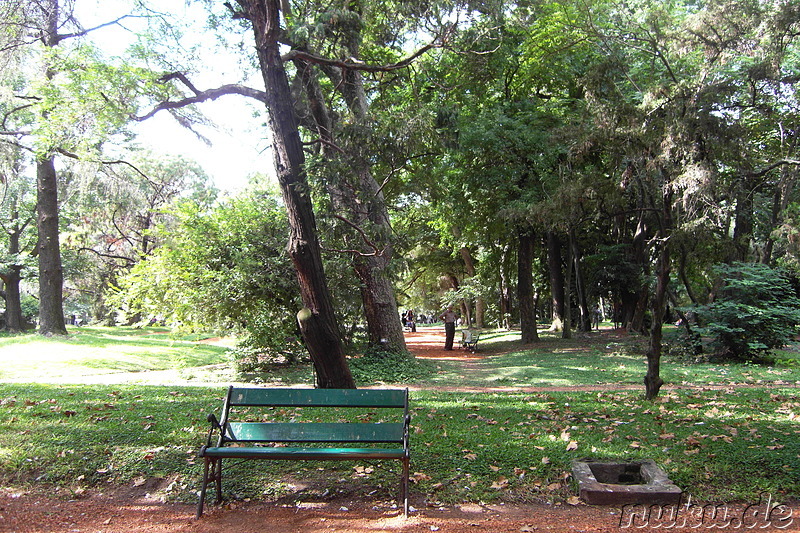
[354, 253, 405, 352]
[241, 0, 353, 388]
[518, 228, 539, 344]
[36, 1, 67, 336]
[645, 262, 667, 400]
[294, 55, 406, 354]
[351, 166, 407, 353]
[36, 156, 67, 336]
[546, 231, 565, 332]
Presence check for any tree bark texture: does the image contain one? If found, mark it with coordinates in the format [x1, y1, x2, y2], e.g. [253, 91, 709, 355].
[518, 228, 538, 344]
[645, 184, 673, 400]
[295, 57, 406, 354]
[36, 157, 67, 335]
[240, 0, 353, 388]
[2, 216, 24, 332]
[645, 250, 667, 400]
[35, 0, 67, 336]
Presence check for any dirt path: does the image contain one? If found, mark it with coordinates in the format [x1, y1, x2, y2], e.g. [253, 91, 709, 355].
[4, 329, 799, 532]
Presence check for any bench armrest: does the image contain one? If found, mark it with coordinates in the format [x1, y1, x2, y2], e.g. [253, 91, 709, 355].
[203, 413, 224, 448]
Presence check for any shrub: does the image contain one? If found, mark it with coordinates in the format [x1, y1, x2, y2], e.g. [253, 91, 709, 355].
[348, 347, 438, 385]
[699, 262, 800, 361]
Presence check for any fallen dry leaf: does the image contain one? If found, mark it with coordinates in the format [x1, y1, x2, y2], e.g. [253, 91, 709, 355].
[410, 472, 431, 483]
[491, 476, 509, 489]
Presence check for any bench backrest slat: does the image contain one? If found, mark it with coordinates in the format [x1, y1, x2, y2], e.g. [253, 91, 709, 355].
[227, 422, 405, 443]
[228, 387, 407, 408]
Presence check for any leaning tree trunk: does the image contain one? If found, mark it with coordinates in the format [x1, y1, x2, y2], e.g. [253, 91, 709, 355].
[241, 0, 353, 388]
[294, 56, 406, 354]
[36, 156, 67, 336]
[309, 1, 407, 354]
[518, 228, 539, 344]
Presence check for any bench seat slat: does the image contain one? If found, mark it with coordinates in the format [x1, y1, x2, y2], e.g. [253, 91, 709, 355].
[202, 446, 407, 460]
[226, 422, 405, 443]
[229, 388, 407, 408]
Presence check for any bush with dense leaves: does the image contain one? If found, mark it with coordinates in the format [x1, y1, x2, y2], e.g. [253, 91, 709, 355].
[700, 263, 800, 361]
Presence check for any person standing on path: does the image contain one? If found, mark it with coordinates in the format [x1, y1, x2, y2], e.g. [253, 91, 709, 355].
[440, 307, 458, 350]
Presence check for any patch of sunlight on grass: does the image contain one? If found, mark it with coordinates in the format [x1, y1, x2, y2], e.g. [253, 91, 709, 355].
[0, 341, 222, 382]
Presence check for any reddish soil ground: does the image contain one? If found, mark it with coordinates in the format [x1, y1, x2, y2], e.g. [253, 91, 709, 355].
[3, 328, 798, 532]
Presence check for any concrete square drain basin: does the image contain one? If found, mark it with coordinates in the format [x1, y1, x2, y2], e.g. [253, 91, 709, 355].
[572, 459, 682, 505]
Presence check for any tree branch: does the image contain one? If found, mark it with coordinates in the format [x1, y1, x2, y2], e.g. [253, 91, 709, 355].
[302, 138, 345, 154]
[76, 246, 135, 265]
[135, 73, 268, 121]
[281, 26, 453, 73]
[325, 214, 386, 257]
[54, 15, 144, 44]
[744, 159, 800, 179]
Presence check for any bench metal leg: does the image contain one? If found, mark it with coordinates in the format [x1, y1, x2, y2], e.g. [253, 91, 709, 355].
[197, 457, 222, 518]
[402, 456, 409, 517]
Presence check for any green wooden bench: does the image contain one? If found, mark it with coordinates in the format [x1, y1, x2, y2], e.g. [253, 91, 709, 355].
[197, 386, 410, 518]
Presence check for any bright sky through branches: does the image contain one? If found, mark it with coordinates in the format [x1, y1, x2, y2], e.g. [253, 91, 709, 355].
[74, 0, 273, 193]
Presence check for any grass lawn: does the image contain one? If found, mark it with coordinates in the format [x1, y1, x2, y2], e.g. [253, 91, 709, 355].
[425, 327, 800, 389]
[0, 327, 232, 383]
[0, 325, 798, 507]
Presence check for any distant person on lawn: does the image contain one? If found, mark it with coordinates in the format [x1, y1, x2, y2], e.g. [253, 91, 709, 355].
[439, 307, 458, 350]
